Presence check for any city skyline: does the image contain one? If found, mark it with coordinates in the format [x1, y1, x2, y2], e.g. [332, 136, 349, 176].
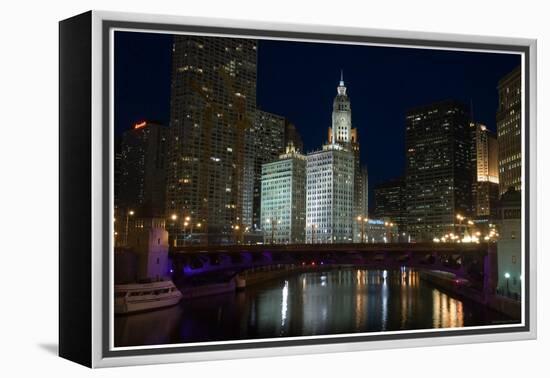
[112, 30, 524, 346]
[114, 31, 521, 199]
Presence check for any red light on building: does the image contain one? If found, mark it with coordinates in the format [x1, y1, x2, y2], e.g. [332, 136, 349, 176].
[134, 121, 147, 129]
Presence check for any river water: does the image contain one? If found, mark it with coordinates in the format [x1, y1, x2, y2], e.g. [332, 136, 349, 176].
[114, 268, 515, 347]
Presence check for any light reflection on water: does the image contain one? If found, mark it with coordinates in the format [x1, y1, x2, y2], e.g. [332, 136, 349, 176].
[115, 268, 512, 347]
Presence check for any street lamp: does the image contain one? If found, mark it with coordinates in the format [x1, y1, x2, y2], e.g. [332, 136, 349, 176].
[357, 216, 368, 244]
[233, 224, 241, 244]
[384, 220, 394, 243]
[504, 272, 511, 296]
[183, 218, 190, 246]
[124, 210, 134, 246]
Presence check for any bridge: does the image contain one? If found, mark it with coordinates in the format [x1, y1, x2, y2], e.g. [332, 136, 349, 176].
[170, 242, 498, 292]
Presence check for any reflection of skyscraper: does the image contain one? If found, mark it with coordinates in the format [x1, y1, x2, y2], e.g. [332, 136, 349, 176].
[166, 36, 257, 244]
[261, 144, 306, 244]
[497, 66, 522, 196]
[118, 121, 167, 217]
[405, 100, 473, 241]
[307, 75, 354, 244]
[470, 122, 499, 218]
[243, 110, 285, 231]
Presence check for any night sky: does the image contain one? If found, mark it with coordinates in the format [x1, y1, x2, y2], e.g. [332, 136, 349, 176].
[114, 31, 520, 203]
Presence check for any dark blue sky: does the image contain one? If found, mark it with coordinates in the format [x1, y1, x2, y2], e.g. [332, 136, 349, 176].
[115, 31, 520, 196]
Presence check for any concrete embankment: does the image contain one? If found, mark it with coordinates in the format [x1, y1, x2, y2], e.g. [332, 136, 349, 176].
[419, 271, 521, 319]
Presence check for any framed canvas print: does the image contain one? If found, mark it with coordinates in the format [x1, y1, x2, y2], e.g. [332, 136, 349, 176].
[59, 10, 537, 368]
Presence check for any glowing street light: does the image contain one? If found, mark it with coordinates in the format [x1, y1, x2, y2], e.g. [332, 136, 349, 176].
[357, 215, 368, 243]
[124, 209, 135, 246]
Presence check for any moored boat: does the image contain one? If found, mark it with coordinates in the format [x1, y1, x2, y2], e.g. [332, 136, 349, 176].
[115, 280, 182, 315]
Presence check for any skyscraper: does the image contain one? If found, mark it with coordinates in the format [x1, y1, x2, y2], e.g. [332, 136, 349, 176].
[306, 74, 355, 244]
[306, 144, 354, 243]
[242, 110, 286, 231]
[374, 177, 406, 231]
[166, 36, 257, 244]
[497, 66, 522, 196]
[260, 144, 306, 244]
[327, 72, 366, 243]
[470, 122, 499, 218]
[405, 100, 473, 241]
[117, 121, 167, 217]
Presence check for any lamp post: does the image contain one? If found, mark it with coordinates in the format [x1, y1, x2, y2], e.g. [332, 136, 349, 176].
[185, 216, 192, 245]
[183, 218, 190, 247]
[456, 214, 464, 238]
[357, 216, 367, 243]
[384, 221, 394, 243]
[170, 214, 178, 247]
[196, 222, 202, 245]
[504, 272, 511, 297]
[233, 224, 241, 244]
[124, 210, 134, 246]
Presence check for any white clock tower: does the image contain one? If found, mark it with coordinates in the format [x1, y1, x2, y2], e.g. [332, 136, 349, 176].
[331, 70, 352, 144]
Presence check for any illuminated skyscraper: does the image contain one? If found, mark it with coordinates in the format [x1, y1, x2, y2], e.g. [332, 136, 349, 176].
[327, 72, 366, 243]
[118, 121, 167, 217]
[374, 177, 406, 232]
[242, 110, 286, 231]
[405, 100, 473, 241]
[470, 122, 499, 218]
[306, 144, 354, 243]
[166, 36, 257, 244]
[307, 74, 355, 244]
[260, 144, 306, 244]
[497, 66, 522, 196]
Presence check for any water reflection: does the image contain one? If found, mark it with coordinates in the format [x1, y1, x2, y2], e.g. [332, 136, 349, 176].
[432, 289, 464, 328]
[115, 268, 513, 347]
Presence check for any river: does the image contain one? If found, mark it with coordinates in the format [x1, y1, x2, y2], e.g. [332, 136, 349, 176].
[114, 268, 515, 347]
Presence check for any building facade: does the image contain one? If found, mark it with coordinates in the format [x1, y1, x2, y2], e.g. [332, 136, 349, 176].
[374, 177, 406, 233]
[362, 219, 399, 243]
[327, 73, 366, 243]
[242, 110, 286, 231]
[497, 66, 522, 196]
[306, 143, 354, 243]
[495, 188, 521, 299]
[470, 122, 499, 218]
[166, 36, 257, 244]
[405, 100, 473, 241]
[361, 166, 369, 218]
[117, 121, 167, 218]
[260, 144, 306, 244]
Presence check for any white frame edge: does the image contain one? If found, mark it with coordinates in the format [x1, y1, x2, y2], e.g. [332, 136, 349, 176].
[90, 10, 537, 368]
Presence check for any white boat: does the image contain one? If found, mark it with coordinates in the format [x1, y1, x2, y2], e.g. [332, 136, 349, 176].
[115, 280, 183, 315]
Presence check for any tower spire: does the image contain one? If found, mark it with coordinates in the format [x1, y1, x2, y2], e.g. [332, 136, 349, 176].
[337, 70, 347, 95]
